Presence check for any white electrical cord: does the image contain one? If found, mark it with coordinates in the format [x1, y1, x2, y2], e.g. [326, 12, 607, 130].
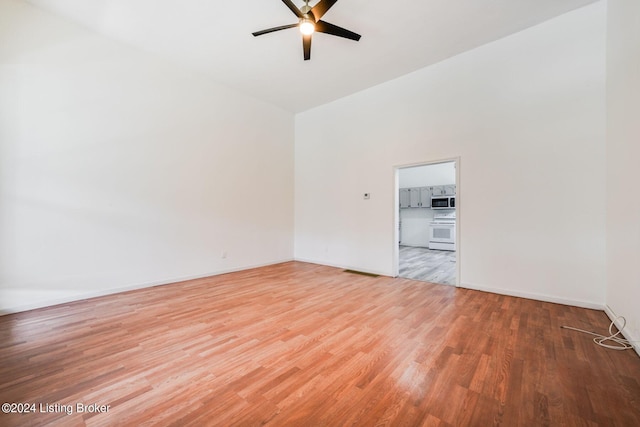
[561, 316, 635, 350]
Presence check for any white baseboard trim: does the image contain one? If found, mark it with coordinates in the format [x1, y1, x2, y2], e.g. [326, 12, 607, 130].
[294, 261, 607, 311]
[0, 258, 294, 316]
[459, 281, 605, 310]
[293, 257, 391, 278]
[604, 305, 640, 357]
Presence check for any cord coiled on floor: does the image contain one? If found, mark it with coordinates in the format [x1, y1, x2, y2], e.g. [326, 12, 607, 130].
[561, 316, 635, 350]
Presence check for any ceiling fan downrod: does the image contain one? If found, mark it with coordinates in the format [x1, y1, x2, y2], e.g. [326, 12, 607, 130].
[301, 0, 312, 14]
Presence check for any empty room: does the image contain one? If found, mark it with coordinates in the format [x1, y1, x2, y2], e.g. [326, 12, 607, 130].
[1, 0, 639, 425]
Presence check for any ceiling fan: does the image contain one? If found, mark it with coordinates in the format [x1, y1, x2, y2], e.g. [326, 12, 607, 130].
[252, 0, 361, 61]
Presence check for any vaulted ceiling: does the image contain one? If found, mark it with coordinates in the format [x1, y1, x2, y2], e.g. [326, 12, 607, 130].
[26, 0, 600, 112]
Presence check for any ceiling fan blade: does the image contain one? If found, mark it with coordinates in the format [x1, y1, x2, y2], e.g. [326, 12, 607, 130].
[281, 0, 304, 18]
[303, 34, 311, 60]
[316, 20, 361, 41]
[252, 23, 298, 37]
[310, 0, 339, 20]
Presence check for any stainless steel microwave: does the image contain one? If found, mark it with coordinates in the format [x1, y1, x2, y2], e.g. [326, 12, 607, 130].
[431, 196, 455, 210]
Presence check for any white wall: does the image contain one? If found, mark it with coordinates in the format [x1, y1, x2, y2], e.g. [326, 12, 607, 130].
[606, 0, 640, 352]
[0, 0, 294, 313]
[1, 0, 620, 319]
[295, 2, 606, 307]
[399, 208, 431, 248]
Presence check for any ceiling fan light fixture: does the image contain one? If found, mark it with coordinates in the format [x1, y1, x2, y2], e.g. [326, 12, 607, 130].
[299, 18, 315, 35]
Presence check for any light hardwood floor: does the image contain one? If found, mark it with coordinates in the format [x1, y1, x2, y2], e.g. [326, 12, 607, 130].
[1, 261, 639, 426]
[399, 245, 457, 285]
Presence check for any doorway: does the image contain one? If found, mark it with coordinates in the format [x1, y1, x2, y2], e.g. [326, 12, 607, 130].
[394, 159, 459, 286]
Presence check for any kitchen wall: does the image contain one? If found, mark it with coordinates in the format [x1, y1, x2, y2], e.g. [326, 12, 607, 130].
[399, 162, 455, 247]
[0, 0, 295, 313]
[399, 162, 455, 188]
[295, 2, 606, 307]
[605, 0, 640, 353]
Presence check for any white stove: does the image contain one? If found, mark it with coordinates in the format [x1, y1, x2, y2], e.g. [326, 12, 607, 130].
[429, 212, 456, 251]
[431, 212, 456, 224]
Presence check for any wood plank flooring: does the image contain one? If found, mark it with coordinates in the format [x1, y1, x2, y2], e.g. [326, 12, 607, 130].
[1, 261, 639, 426]
[399, 245, 457, 285]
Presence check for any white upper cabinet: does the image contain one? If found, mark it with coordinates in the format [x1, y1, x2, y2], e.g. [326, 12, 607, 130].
[399, 186, 433, 208]
[409, 188, 421, 207]
[419, 187, 431, 207]
[399, 188, 411, 208]
[431, 185, 456, 196]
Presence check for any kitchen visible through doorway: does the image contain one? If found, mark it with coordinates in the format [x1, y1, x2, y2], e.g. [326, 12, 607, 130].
[397, 161, 458, 286]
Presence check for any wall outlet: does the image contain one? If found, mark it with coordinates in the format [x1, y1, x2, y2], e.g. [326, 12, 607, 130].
[221, 250, 228, 259]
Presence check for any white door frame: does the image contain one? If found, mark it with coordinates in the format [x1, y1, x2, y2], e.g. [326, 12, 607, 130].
[393, 157, 461, 286]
